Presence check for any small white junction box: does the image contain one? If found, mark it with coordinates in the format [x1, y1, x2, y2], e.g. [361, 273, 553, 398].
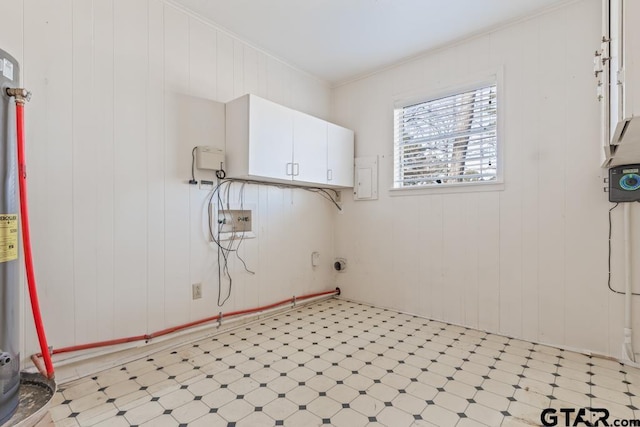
[196, 146, 225, 171]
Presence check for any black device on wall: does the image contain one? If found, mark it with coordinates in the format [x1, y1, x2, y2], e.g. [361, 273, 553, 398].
[609, 164, 640, 202]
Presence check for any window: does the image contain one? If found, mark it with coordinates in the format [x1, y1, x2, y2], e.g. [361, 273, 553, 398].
[393, 83, 498, 188]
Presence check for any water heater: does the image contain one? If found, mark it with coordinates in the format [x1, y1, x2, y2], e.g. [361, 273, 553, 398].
[0, 48, 20, 424]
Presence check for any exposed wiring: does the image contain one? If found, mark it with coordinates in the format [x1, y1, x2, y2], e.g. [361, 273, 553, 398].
[608, 202, 640, 296]
[216, 176, 233, 307]
[304, 187, 343, 211]
[223, 177, 342, 211]
[234, 181, 255, 275]
[189, 147, 198, 185]
[205, 172, 343, 306]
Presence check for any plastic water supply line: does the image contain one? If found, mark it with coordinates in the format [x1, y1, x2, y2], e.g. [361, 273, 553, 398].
[623, 202, 635, 362]
[7, 88, 55, 379]
[32, 288, 340, 362]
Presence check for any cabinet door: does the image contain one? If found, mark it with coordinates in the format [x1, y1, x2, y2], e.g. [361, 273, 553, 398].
[249, 95, 293, 181]
[327, 123, 354, 187]
[293, 111, 328, 184]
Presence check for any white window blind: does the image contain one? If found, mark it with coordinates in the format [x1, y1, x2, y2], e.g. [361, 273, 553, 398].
[394, 83, 498, 188]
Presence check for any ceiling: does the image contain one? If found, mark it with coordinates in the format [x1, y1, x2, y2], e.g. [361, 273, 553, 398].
[173, 0, 569, 85]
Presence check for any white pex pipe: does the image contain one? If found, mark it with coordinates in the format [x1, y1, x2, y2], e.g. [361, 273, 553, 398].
[623, 202, 636, 362]
[600, 0, 610, 150]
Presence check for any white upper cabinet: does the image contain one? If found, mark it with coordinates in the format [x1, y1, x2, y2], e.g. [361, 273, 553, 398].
[226, 94, 354, 188]
[293, 110, 328, 184]
[327, 123, 355, 187]
[249, 95, 293, 180]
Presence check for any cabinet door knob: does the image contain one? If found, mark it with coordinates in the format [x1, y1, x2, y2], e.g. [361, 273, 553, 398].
[293, 163, 300, 176]
[327, 169, 333, 181]
[286, 163, 293, 176]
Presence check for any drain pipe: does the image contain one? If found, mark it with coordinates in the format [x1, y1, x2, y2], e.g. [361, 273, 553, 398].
[7, 88, 55, 379]
[623, 202, 635, 362]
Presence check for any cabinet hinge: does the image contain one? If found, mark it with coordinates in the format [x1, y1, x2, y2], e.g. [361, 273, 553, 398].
[600, 36, 610, 63]
[617, 68, 625, 85]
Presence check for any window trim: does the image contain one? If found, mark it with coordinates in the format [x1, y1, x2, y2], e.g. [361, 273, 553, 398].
[391, 69, 504, 194]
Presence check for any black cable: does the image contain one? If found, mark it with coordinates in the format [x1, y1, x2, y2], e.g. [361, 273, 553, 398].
[234, 181, 255, 275]
[608, 202, 640, 296]
[305, 187, 343, 211]
[206, 176, 342, 244]
[214, 180, 255, 275]
[214, 178, 256, 306]
[608, 202, 620, 294]
[190, 147, 198, 185]
[205, 172, 343, 307]
[207, 180, 238, 251]
[223, 177, 343, 211]
[216, 176, 233, 307]
[220, 180, 234, 305]
[204, 177, 234, 307]
[217, 242, 232, 306]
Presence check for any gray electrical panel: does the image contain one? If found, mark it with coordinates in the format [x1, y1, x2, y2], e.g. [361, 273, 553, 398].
[0, 47, 20, 424]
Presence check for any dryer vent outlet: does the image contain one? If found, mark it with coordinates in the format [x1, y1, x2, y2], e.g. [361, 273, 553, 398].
[334, 258, 347, 272]
[0, 353, 11, 367]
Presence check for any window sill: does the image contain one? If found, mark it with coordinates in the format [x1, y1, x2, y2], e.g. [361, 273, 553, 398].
[389, 180, 504, 197]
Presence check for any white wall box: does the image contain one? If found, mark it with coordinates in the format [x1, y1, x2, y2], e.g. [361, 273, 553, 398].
[604, 0, 640, 166]
[226, 94, 354, 188]
[353, 156, 378, 201]
[195, 146, 225, 171]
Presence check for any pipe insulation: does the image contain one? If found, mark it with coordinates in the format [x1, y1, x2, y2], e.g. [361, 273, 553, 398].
[623, 202, 635, 362]
[13, 95, 55, 379]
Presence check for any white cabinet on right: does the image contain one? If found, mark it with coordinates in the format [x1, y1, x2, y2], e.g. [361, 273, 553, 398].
[293, 110, 329, 185]
[327, 123, 354, 187]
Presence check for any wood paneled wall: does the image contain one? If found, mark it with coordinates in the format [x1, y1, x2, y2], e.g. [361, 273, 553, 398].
[332, 0, 640, 359]
[0, 0, 335, 363]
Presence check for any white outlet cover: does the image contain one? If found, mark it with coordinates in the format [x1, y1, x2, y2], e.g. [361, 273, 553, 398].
[311, 252, 320, 267]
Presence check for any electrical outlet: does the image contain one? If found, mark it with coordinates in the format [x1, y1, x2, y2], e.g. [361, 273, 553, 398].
[192, 283, 202, 300]
[335, 191, 342, 203]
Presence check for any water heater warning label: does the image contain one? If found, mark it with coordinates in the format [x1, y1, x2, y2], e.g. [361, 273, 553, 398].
[1, 58, 14, 81]
[0, 214, 18, 263]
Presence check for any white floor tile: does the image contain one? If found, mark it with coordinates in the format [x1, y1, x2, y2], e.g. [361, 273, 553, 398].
[48, 298, 640, 427]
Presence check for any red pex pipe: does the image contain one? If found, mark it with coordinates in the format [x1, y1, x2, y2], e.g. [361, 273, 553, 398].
[16, 101, 55, 379]
[51, 335, 149, 356]
[35, 288, 339, 359]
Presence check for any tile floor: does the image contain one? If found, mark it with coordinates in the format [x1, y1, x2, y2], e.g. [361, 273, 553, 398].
[47, 298, 640, 426]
